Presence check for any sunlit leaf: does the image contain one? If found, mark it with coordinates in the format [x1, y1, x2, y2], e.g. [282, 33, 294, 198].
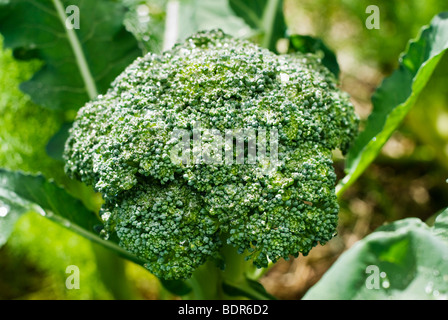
[337, 12, 448, 196]
[164, 0, 252, 51]
[303, 209, 448, 300]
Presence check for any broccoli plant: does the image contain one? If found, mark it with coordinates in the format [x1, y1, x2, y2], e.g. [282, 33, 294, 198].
[1, 0, 448, 301]
[63, 29, 359, 281]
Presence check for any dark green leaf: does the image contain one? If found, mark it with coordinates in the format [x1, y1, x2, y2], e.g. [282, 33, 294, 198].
[244, 278, 277, 300]
[0, 188, 32, 246]
[0, 169, 100, 230]
[0, 169, 147, 266]
[288, 34, 340, 78]
[303, 209, 448, 300]
[46, 122, 72, 161]
[0, 0, 141, 110]
[337, 12, 448, 196]
[229, 0, 286, 52]
[0, 168, 99, 246]
[222, 277, 277, 300]
[159, 279, 192, 296]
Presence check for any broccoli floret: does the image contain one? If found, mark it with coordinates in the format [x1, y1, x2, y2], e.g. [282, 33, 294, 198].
[64, 29, 358, 280]
[101, 180, 221, 279]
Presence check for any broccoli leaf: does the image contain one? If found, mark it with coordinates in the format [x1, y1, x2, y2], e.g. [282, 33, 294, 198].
[0, 0, 141, 110]
[159, 279, 193, 296]
[0, 169, 99, 229]
[163, 0, 252, 51]
[0, 169, 99, 247]
[288, 34, 340, 78]
[45, 121, 72, 161]
[222, 277, 277, 300]
[229, 0, 287, 52]
[164, 0, 286, 53]
[303, 208, 448, 300]
[0, 169, 146, 266]
[0, 188, 31, 247]
[0, 169, 195, 293]
[337, 12, 448, 196]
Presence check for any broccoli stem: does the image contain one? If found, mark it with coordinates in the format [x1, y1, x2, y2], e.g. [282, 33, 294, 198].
[186, 259, 223, 300]
[185, 243, 271, 300]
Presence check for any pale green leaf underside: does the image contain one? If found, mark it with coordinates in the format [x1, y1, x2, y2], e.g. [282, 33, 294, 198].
[172, 0, 252, 48]
[304, 209, 448, 300]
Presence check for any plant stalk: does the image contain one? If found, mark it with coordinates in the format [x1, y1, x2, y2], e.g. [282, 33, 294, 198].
[185, 243, 271, 300]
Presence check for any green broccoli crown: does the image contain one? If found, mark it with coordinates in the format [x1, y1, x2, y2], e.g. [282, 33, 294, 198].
[64, 29, 359, 280]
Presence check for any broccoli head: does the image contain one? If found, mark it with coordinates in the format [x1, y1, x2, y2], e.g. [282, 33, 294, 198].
[64, 29, 359, 280]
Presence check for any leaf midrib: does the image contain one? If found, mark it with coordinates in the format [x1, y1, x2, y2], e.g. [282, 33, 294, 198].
[51, 0, 98, 100]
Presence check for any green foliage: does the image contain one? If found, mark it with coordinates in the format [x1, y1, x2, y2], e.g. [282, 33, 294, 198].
[0, 36, 64, 177]
[0, 169, 98, 249]
[0, 0, 141, 110]
[1, 0, 447, 301]
[5, 213, 114, 299]
[64, 29, 359, 280]
[222, 277, 277, 300]
[337, 12, 448, 195]
[173, 0, 252, 47]
[287, 35, 339, 78]
[229, 0, 286, 52]
[165, 0, 286, 54]
[304, 208, 448, 299]
[0, 169, 150, 267]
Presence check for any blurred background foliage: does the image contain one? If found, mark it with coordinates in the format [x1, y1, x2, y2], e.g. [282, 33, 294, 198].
[0, 0, 447, 299]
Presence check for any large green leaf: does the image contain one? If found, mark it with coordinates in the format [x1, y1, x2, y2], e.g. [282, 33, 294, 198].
[303, 208, 448, 300]
[0, 188, 32, 246]
[0, 168, 98, 246]
[164, 0, 252, 50]
[229, 0, 286, 52]
[0, 0, 141, 110]
[0, 169, 99, 230]
[0, 169, 193, 295]
[164, 0, 286, 52]
[337, 12, 448, 196]
[0, 169, 145, 265]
